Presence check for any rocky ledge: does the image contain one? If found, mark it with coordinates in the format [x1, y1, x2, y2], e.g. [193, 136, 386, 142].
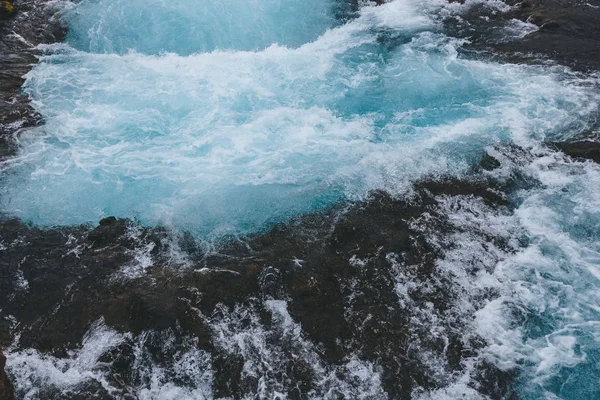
[448, 0, 600, 73]
[498, 0, 600, 72]
[550, 136, 600, 163]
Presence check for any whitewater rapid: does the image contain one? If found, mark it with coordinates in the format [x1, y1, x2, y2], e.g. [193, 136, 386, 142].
[2, 0, 600, 399]
[1, 0, 595, 237]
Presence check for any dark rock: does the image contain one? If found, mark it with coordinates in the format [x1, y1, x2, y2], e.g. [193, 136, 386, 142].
[550, 140, 600, 163]
[0, 0, 66, 159]
[0, 156, 521, 397]
[415, 177, 510, 207]
[480, 153, 502, 171]
[0, 1, 14, 20]
[442, 0, 600, 73]
[473, 360, 519, 400]
[0, 349, 15, 400]
[495, 0, 600, 72]
[88, 217, 128, 247]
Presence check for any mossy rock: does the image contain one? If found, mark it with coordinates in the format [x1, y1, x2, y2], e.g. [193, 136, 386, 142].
[0, 1, 15, 20]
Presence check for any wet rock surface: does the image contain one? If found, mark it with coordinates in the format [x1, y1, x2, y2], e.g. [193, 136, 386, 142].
[497, 0, 600, 72]
[550, 136, 600, 163]
[445, 0, 600, 73]
[444, 0, 600, 147]
[0, 0, 65, 158]
[0, 349, 14, 400]
[0, 146, 527, 398]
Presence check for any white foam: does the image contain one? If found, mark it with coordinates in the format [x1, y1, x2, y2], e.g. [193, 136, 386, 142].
[6, 320, 127, 398]
[431, 150, 600, 397]
[208, 300, 386, 399]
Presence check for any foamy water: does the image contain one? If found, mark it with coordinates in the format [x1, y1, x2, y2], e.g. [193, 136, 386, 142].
[1, 0, 596, 237]
[2, 0, 600, 398]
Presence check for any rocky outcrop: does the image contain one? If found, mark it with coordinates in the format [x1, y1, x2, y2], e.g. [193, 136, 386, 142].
[0, 349, 14, 400]
[551, 139, 600, 163]
[0, 0, 66, 158]
[0, 146, 526, 398]
[443, 0, 600, 73]
[497, 0, 600, 72]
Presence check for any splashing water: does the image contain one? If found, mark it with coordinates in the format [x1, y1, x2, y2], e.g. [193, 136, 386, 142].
[2, 0, 600, 399]
[1, 0, 597, 237]
[479, 150, 600, 400]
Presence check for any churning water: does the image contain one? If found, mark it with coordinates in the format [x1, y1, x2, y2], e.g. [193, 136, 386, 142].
[2, 0, 600, 398]
[1, 0, 596, 237]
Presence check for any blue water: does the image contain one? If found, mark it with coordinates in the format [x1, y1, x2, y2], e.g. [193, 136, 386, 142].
[64, 0, 338, 55]
[1, 0, 595, 237]
[2, 0, 600, 398]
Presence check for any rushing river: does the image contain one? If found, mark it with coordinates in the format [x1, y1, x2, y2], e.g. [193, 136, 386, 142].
[2, 0, 600, 399]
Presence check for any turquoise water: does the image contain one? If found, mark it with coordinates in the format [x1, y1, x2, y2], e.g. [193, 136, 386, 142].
[2, 0, 600, 398]
[64, 0, 339, 55]
[0, 0, 595, 237]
